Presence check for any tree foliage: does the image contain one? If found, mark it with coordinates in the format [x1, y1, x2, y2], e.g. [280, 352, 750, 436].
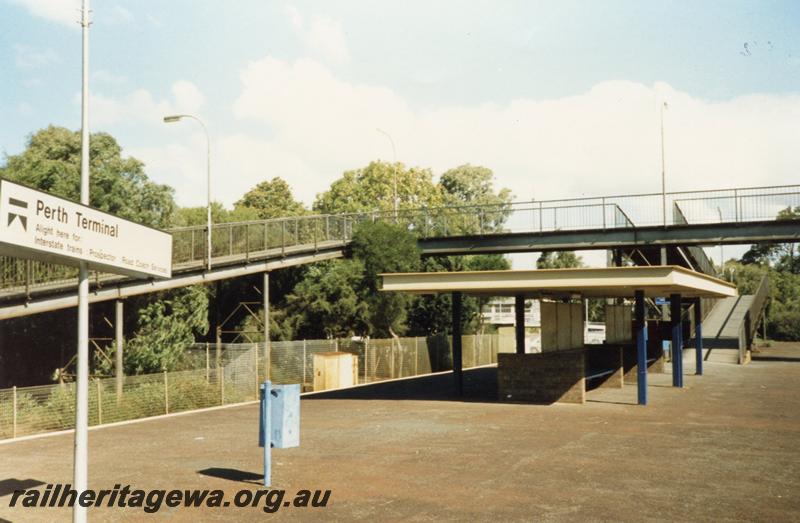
[350, 221, 421, 337]
[537, 251, 584, 269]
[172, 201, 260, 226]
[282, 261, 369, 339]
[313, 161, 445, 214]
[98, 286, 210, 375]
[235, 177, 306, 219]
[1, 126, 176, 228]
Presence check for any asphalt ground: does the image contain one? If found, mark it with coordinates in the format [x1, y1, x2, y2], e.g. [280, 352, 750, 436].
[1, 343, 799, 522]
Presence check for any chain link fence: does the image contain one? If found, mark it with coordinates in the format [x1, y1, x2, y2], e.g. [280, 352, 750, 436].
[0, 333, 503, 441]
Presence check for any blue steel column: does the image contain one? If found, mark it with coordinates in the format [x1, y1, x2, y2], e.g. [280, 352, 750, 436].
[452, 292, 463, 397]
[514, 295, 525, 355]
[694, 299, 703, 376]
[634, 290, 648, 405]
[670, 293, 683, 387]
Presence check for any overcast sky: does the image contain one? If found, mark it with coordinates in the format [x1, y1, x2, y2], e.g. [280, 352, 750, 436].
[2, 0, 799, 265]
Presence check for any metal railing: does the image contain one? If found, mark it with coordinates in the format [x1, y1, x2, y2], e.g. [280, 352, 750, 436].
[0, 334, 505, 441]
[672, 203, 717, 276]
[1, 183, 798, 300]
[739, 274, 770, 363]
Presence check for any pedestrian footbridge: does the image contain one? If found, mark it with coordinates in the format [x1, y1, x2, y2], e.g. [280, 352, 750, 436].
[1, 184, 797, 320]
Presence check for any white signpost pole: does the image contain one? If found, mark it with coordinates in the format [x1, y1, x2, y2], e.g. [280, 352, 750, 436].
[74, 1, 90, 521]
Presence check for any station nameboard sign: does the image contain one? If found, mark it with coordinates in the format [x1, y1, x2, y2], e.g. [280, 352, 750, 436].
[0, 179, 172, 279]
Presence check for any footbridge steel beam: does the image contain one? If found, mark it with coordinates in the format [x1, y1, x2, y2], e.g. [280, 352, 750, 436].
[418, 219, 800, 256]
[0, 248, 344, 320]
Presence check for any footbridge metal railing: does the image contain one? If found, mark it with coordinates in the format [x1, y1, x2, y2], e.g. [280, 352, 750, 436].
[739, 274, 770, 364]
[1, 183, 798, 302]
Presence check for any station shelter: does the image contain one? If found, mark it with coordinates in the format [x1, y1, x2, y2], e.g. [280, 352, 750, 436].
[380, 266, 736, 405]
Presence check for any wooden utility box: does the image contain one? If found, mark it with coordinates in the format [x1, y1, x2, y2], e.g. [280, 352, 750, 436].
[312, 352, 359, 391]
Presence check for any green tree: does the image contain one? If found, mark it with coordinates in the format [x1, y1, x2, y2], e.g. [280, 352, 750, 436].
[1, 126, 176, 228]
[282, 261, 369, 339]
[537, 251, 584, 269]
[235, 177, 306, 219]
[313, 161, 445, 214]
[438, 164, 513, 234]
[727, 259, 800, 341]
[172, 201, 260, 226]
[406, 255, 509, 336]
[97, 286, 210, 374]
[741, 206, 799, 273]
[350, 221, 421, 337]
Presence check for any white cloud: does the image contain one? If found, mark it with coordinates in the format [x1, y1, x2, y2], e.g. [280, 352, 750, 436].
[229, 56, 800, 210]
[9, 0, 81, 27]
[88, 80, 205, 127]
[171, 81, 206, 114]
[284, 6, 350, 65]
[13, 44, 59, 68]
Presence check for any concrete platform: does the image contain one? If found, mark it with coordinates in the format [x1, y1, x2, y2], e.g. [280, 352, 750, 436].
[1, 344, 799, 521]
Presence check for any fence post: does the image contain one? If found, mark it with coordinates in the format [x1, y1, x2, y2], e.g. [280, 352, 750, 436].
[602, 197, 607, 230]
[205, 342, 210, 384]
[364, 339, 369, 383]
[246, 223, 250, 262]
[164, 371, 169, 415]
[539, 201, 543, 232]
[414, 337, 419, 376]
[281, 221, 286, 256]
[220, 367, 225, 405]
[302, 340, 307, 388]
[12, 386, 17, 439]
[254, 347, 259, 398]
[474, 334, 478, 367]
[390, 341, 395, 379]
[96, 380, 102, 425]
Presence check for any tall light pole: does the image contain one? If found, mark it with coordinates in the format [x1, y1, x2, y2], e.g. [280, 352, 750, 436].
[376, 127, 398, 220]
[717, 207, 724, 276]
[660, 101, 668, 227]
[74, 2, 91, 522]
[164, 114, 212, 269]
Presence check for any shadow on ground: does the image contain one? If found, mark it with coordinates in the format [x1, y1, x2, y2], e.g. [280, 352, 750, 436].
[304, 367, 498, 402]
[303, 366, 613, 404]
[197, 468, 263, 485]
[0, 478, 45, 497]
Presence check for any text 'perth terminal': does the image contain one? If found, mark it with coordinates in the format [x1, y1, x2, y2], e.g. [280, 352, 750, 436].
[0, 179, 172, 279]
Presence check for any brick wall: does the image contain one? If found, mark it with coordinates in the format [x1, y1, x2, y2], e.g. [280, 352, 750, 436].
[498, 351, 585, 404]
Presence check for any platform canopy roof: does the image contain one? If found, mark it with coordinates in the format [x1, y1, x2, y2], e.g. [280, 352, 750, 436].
[380, 266, 737, 299]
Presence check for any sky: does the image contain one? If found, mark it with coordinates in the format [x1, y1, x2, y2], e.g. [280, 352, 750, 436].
[2, 0, 799, 266]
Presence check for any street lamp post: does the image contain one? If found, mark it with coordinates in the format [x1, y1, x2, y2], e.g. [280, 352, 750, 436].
[164, 114, 212, 270]
[660, 101, 668, 227]
[376, 128, 398, 221]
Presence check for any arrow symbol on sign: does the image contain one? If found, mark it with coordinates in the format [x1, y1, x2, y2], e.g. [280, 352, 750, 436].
[7, 197, 28, 231]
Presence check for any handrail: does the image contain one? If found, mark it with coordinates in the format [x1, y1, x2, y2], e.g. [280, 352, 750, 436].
[1, 183, 798, 300]
[672, 202, 717, 276]
[738, 274, 770, 363]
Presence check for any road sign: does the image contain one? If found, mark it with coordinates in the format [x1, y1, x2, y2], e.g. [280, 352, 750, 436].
[0, 179, 171, 278]
[655, 297, 669, 306]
